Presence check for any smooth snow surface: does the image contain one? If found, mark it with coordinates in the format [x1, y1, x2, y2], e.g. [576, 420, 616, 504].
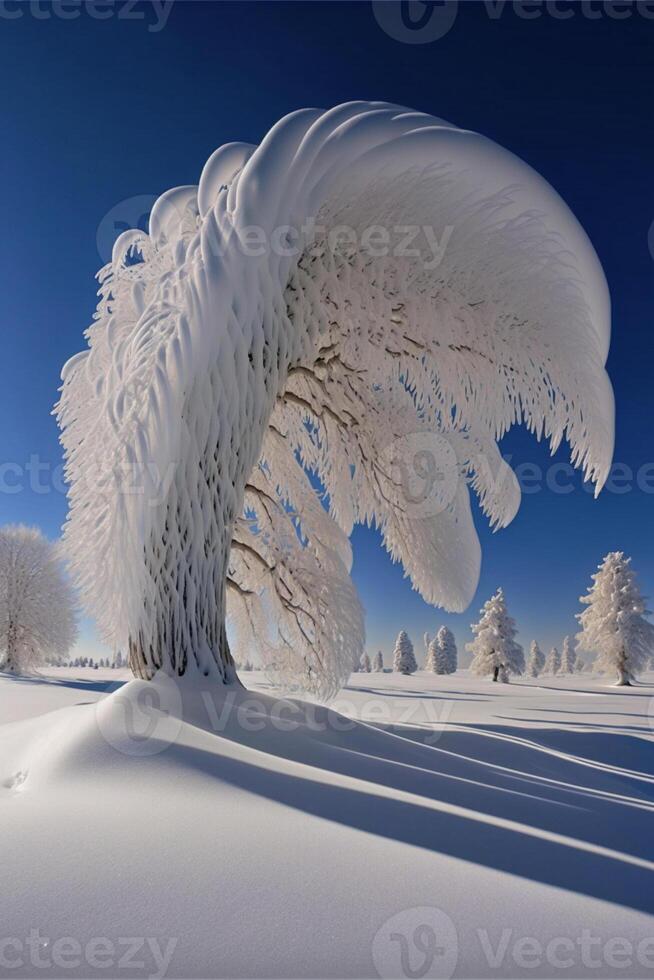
[1, 668, 653, 978]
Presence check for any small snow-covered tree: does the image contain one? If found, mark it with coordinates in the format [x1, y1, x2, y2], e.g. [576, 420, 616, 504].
[559, 635, 577, 674]
[427, 626, 457, 674]
[425, 636, 443, 673]
[544, 647, 561, 675]
[467, 588, 524, 681]
[437, 626, 457, 674]
[373, 650, 384, 672]
[359, 652, 372, 673]
[393, 631, 417, 675]
[526, 640, 545, 678]
[576, 552, 654, 685]
[423, 632, 431, 665]
[0, 525, 77, 674]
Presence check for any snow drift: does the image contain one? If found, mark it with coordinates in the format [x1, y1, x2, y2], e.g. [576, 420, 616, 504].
[1, 669, 653, 979]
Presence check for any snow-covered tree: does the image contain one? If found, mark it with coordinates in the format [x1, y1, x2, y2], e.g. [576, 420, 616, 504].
[426, 626, 457, 674]
[0, 525, 78, 675]
[423, 632, 431, 665]
[393, 631, 417, 675]
[559, 635, 577, 674]
[55, 102, 614, 698]
[576, 552, 654, 685]
[437, 626, 457, 674]
[373, 650, 384, 672]
[467, 588, 524, 681]
[359, 652, 371, 673]
[526, 640, 545, 678]
[425, 637, 442, 673]
[544, 647, 561, 675]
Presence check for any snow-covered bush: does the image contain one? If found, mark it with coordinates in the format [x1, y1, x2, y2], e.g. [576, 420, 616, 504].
[559, 635, 577, 674]
[467, 588, 524, 681]
[373, 651, 384, 672]
[0, 525, 77, 674]
[576, 552, 654, 685]
[56, 102, 614, 697]
[544, 647, 561, 675]
[426, 626, 457, 674]
[526, 640, 545, 678]
[359, 652, 372, 673]
[393, 631, 417, 675]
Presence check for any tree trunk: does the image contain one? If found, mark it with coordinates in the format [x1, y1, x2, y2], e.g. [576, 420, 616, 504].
[4, 621, 18, 674]
[615, 646, 632, 686]
[125, 352, 277, 683]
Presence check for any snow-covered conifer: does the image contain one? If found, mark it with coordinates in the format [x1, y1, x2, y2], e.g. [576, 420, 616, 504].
[526, 640, 545, 678]
[544, 647, 561, 675]
[559, 635, 577, 674]
[437, 626, 457, 674]
[393, 631, 417, 675]
[576, 552, 654, 685]
[425, 637, 442, 673]
[360, 652, 371, 673]
[56, 103, 614, 697]
[0, 525, 77, 675]
[467, 588, 524, 681]
[373, 651, 384, 672]
[427, 626, 457, 674]
[423, 632, 432, 665]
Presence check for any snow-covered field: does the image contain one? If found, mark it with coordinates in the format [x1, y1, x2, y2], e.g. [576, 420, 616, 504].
[1, 667, 653, 979]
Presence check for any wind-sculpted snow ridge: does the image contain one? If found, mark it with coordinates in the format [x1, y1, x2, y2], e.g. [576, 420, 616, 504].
[56, 102, 614, 698]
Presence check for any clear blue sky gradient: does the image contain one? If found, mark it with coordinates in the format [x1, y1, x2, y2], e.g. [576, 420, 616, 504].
[1, 1, 653, 662]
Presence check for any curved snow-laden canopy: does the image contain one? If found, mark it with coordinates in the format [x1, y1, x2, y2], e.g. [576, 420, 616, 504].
[57, 101, 614, 698]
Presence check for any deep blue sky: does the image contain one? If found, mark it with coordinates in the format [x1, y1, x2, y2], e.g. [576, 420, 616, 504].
[1, 1, 653, 662]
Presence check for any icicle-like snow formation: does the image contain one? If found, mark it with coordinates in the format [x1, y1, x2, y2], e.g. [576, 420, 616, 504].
[56, 102, 614, 697]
